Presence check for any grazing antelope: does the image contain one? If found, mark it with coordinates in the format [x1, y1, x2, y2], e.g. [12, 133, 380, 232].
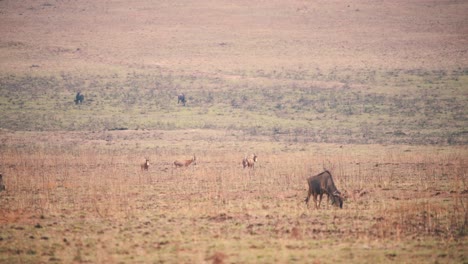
[141, 158, 150, 171]
[242, 154, 258, 169]
[174, 155, 196, 168]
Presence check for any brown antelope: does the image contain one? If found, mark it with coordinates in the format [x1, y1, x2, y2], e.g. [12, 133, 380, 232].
[174, 155, 196, 168]
[242, 154, 257, 169]
[141, 158, 150, 171]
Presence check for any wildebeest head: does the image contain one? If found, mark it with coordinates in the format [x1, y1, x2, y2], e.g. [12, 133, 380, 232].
[330, 191, 343, 208]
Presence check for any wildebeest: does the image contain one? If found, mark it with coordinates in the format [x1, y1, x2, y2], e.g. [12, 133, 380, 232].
[242, 154, 258, 169]
[177, 93, 186, 106]
[304, 170, 344, 209]
[174, 155, 196, 168]
[75, 92, 84, 104]
[0, 174, 5, 191]
[141, 158, 150, 171]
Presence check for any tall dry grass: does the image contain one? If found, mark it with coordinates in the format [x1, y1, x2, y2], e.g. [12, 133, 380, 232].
[0, 141, 466, 241]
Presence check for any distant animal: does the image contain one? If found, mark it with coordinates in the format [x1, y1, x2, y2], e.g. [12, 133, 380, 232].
[74, 92, 84, 104]
[242, 154, 258, 169]
[174, 155, 196, 168]
[0, 174, 5, 191]
[141, 158, 150, 171]
[304, 170, 344, 209]
[177, 93, 186, 106]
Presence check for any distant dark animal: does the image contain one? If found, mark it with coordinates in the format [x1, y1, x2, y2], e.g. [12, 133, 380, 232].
[74, 92, 84, 104]
[174, 155, 196, 168]
[305, 170, 343, 209]
[141, 158, 150, 171]
[177, 93, 186, 106]
[242, 154, 257, 169]
[0, 174, 5, 191]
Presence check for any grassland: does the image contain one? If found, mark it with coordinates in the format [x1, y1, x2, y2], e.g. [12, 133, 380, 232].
[0, 131, 467, 263]
[0, 0, 467, 263]
[0, 68, 466, 145]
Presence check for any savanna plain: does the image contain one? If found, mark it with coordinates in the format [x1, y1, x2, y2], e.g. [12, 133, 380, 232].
[0, 0, 467, 263]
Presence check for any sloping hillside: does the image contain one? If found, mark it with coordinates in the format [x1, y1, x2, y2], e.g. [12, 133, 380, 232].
[0, 0, 466, 145]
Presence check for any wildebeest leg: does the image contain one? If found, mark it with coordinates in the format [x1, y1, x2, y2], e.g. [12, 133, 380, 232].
[317, 193, 324, 209]
[305, 192, 312, 208]
[313, 193, 319, 209]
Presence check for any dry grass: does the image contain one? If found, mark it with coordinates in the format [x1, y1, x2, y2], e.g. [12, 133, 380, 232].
[0, 0, 467, 262]
[0, 131, 466, 263]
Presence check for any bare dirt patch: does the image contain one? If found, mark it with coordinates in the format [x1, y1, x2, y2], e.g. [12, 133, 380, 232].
[0, 0, 467, 74]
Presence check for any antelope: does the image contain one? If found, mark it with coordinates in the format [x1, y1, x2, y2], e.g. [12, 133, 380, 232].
[174, 155, 196, 168]
[141, 158, 150, 171]
[242, 154, 257, 169]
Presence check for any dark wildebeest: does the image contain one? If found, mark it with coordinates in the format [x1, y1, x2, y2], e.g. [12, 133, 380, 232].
[141, 158, 150, 171]
[0, 174, 5, 191]
[177, 93, 186, 106]
[242, 154, 258, 169]
[75, 92, 84, 104]
[174, 155, 196, 168]
[304, 170, 344, 209]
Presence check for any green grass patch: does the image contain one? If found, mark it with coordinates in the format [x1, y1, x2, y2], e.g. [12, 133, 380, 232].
[0, 68, 466, 144]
